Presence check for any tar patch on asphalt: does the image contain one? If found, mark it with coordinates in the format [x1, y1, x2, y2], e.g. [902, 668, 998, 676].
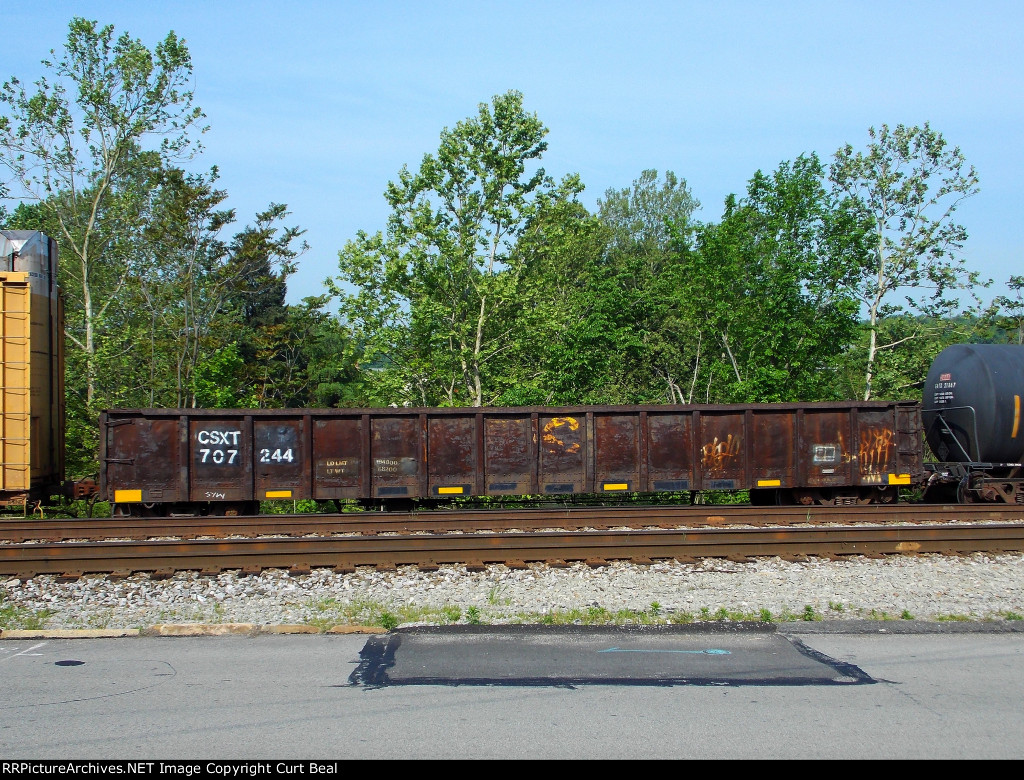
[345, 624, 875, 689]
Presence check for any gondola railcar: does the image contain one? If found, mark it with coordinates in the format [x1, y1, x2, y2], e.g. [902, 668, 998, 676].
[100, 400, 925, 516]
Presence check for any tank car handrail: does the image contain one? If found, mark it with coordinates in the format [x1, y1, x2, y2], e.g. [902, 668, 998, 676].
[922, 405, 978, 462]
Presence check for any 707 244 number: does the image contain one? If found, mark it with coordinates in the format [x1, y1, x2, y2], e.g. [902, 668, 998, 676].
[196, 447, 295, 464]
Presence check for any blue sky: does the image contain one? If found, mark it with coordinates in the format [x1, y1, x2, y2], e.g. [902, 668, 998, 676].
[3, 1, 1021, 307]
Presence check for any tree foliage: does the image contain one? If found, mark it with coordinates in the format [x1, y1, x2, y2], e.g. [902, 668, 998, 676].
[330, 90, 583, 406]
[0, 18, 207, 403]
[829, 122, 984, 399]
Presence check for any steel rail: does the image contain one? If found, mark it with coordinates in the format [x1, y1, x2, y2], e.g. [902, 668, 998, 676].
[2, 504, 1023, 542]
[2, 524, 1024, 578]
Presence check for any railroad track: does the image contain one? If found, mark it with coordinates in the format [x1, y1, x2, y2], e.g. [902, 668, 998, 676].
[2, 503, 1023, 543]
[1, 517, 1024, 579]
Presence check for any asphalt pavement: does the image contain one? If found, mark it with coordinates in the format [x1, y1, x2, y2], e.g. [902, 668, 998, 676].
[2, 622, 1023, 760]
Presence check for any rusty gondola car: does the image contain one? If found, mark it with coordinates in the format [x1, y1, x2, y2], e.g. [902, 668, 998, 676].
[100, 401, 925, 516]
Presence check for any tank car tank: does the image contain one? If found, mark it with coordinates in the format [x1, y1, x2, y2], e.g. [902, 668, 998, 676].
[922, 342, 1024, 503]
[923, 343, 1024, 463]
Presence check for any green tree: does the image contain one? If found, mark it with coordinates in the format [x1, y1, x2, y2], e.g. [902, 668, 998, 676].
[990, 276, 1024, 345]
[590, 170, 702, 403]
[678, 154, 865, 402]
[137, 166, 233, 407]
[597, 169, 700, 268]
[0, 17, 206, 406]
[330, 90, 583, 407]
[141, 172, 307, 408]
[829, 123, 984, 399]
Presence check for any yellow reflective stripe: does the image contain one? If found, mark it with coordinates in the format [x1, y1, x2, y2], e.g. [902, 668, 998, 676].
[438, 486, 464, 495]
[756, 479, 781, 487]
[114, 489, 142, 503]
[603, 483, 629, 491]
[1013, 395, 1020, 439]
[887, 474, 911, 485]
[265, 490, 292, 498]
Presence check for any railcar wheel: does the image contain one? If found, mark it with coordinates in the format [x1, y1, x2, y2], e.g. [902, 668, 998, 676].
[791, 490, 816, 506]
[873, 486, 898, 504]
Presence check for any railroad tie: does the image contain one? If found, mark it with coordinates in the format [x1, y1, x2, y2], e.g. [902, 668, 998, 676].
[727, 554, 753, 564]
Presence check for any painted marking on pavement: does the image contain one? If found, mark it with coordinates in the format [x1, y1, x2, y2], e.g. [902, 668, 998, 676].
[598, 647, 731, 655]
[0, 641, 47, 661]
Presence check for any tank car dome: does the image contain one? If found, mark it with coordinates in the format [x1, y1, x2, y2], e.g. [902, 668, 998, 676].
[923, 343, 1024, 463]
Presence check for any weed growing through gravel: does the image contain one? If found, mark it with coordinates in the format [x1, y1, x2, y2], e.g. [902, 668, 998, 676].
[487, 586, 509, 606]
[303, 596, 466, 630]
[0, 593, 52, 629]
[538, 605, 665, 625]
[802, 605, 822, 621]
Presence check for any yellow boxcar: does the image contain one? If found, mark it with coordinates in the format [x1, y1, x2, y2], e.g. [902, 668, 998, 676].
[0, 231, 64, 511]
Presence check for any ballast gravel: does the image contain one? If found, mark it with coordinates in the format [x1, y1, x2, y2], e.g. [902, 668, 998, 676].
[3, 552, 1024, 630]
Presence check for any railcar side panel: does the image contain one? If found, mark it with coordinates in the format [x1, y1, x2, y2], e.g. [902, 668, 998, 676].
[105, 416, 183, 504]
[483, 415, 534, 495]
[646, 412, 694, 492]
[371, 415, 422, 498]
[312, 417, 363, 499]
[538, 413, 585, 494]
[896, 405, 923, 481]
[750, 411, 796, 488]
[698, 411, 745, 490]
[800, 409, 852, 488]
[594, 413, 640, 493]
[254, 417, 308, 500]
[855, 410, 898, 485]
[189, 416, 253, 502]
[428, 414, 476, 497]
